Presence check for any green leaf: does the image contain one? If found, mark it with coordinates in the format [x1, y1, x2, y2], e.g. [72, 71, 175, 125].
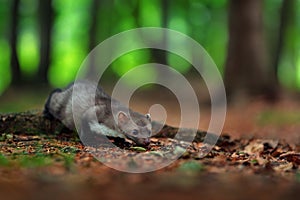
[129, 146, 147, 152]
[251, 159, 258, 164]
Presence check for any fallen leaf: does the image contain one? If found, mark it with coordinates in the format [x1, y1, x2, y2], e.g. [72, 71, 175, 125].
[279, 152, 300, 165]
[272, 162, 293, 172]
[244, 140, 264, 155]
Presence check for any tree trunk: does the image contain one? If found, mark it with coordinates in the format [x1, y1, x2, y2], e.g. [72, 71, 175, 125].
[10, 0, 21, 86]
[273, 0, 296, 82]
[37, 0, 53, 85]
[152, 0, 167, 65]
[224, 0, 277, 100]
[88, 0, 100, 51]
[153, 0, 168, 80]
[86, 0, 100, 80]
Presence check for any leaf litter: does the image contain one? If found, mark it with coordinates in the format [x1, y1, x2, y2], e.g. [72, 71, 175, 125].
[0, 131, 298, 176]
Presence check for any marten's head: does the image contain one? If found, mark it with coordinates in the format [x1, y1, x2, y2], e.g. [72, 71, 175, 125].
[117, 111, 152, 146]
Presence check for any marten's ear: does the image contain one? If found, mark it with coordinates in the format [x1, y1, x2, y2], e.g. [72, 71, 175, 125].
[145, 113, 151, 121]
[117, 111, 129, 126]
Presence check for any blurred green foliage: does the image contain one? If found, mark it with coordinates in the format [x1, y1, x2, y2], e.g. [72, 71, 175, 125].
[257, 109, 300, 126]
[50, 0, 91, 87]
[18, 0, 40, 77]
[0, 153, 9, 166]
[0, 0, 299, 94]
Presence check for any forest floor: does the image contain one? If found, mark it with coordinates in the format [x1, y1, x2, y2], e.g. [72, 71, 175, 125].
[0, 88, 299, 200]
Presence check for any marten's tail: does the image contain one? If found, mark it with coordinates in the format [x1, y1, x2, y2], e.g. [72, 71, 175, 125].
[43, 88, 62, 120]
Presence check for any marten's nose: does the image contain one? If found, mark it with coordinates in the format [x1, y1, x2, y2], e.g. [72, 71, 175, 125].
[137, 138, 150, 146]
[143, 138, 150, 146]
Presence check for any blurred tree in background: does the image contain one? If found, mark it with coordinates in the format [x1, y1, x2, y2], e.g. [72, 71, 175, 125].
[9, 0, 21, 86]
[224, 0, 276, 99]
[0, 0, 299, 100]
[37, 0, 53, 84]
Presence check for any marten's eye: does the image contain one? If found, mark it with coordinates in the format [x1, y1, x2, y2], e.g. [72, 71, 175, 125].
[132, 129, 138, 135]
